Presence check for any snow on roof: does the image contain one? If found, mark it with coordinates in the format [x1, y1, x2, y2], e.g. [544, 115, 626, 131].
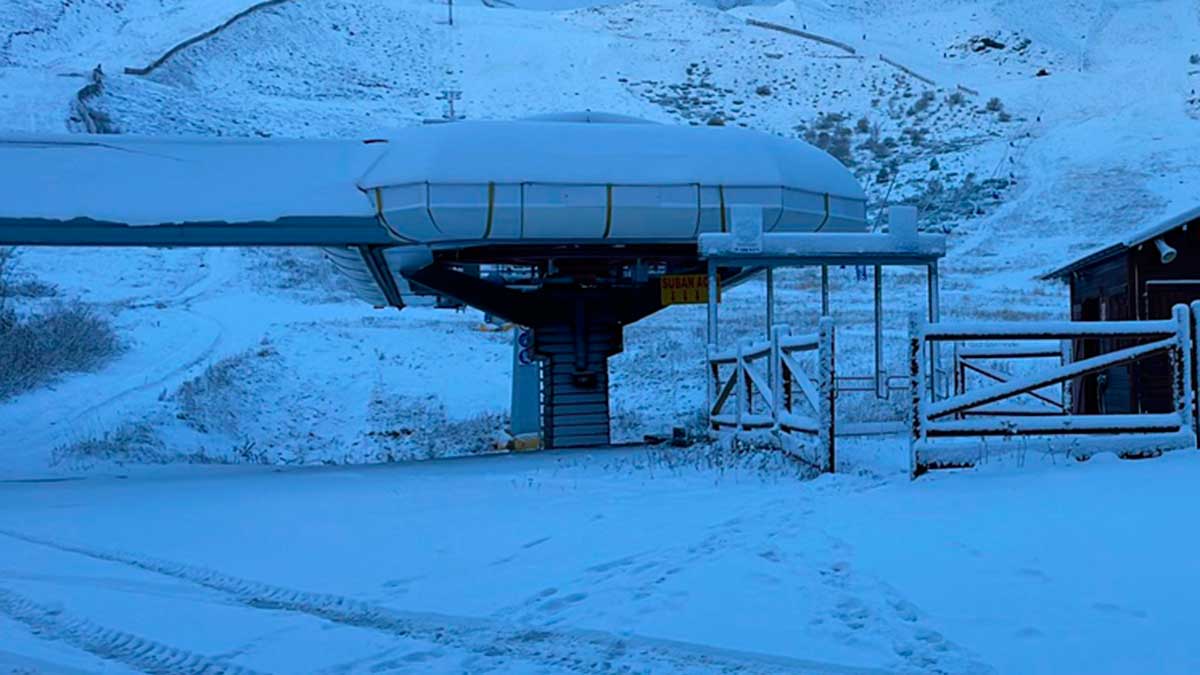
[1043, 203, 1200, 280]
[0, 134, 384, 227]
[0, 120, 864, 231]
[360, 121, 866, 202]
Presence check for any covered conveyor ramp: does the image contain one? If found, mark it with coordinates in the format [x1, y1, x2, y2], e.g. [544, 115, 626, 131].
[0, 117, 874, 449]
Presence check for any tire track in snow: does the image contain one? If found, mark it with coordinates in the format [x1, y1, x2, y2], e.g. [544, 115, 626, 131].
[3, 250, 242, 462]
[0, 529, 887, 674]
[0, 586, 263, 675]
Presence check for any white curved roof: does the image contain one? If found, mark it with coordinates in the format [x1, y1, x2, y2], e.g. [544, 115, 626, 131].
[361, 120, 864, 198]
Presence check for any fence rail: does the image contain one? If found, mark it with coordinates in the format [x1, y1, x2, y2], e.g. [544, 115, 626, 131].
[910, 305, 1196, 476]
[707, 317, 836, 472]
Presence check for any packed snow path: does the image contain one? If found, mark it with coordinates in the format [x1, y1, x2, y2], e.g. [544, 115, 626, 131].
[2, 448, 1199, 673]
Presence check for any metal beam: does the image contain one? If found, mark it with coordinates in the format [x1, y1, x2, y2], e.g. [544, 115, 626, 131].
[357, 245, 405, 310]
[0, 216, 395, 247]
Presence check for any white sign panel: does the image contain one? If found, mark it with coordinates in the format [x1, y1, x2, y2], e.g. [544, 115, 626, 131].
[729, 205, 764, 254]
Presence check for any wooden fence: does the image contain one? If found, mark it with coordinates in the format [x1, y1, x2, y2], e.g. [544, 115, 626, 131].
[910, 305, 1196, 476]
[707, 317, 836, 472]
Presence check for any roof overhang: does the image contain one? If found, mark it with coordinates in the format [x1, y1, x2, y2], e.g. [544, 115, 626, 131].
[1041, 204, 1200, 281]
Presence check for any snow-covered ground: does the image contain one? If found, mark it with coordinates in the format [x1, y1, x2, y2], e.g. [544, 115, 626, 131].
[2, 0, 1200, 671]
[3, 448, 1200, 673]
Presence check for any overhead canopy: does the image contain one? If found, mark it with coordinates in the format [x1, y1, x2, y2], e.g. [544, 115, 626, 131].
[0, 118, 868, 247]
[363, 121, 868, 242]
[0, 134, 390, 245]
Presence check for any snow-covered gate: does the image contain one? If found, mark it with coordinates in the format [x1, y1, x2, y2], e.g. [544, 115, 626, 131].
[700, 206, 948, 474]
[707, 318, 836, 472]
[909, 304, 1197, 476]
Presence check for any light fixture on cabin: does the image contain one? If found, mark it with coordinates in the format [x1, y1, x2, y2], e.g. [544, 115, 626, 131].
[1155, 237, 1178, 264]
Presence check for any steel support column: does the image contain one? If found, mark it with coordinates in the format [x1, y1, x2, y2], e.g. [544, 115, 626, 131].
[927, 261, 941, 400]
[707, 259, 719, 349]
[874, 264, 885, 398]
[820, 265, 830, 316]
[766, 268, 775, 335]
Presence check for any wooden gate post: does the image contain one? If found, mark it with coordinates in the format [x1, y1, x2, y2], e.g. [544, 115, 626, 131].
[1171, 306, 1192, 436]
[908, 313, 926, 478]
[734, 339, 747, 432]
[1189, 302, 1200, 444]
[1060, 338, 1073, 414]
[770, 324, 787, 431]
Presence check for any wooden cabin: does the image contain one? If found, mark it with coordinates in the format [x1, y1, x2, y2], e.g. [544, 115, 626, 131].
[1044, 206, 1200, 415]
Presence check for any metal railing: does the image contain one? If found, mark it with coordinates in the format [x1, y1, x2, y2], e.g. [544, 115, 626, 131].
[909, 305, 1196, 476]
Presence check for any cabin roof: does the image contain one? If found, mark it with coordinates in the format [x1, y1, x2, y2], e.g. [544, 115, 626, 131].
[1042, 204, 1200, 280]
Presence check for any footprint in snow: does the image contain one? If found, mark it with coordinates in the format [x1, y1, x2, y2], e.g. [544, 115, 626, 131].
[887, 596, 920, 623]
[835, 597, 870, 630]
[1016, 567, 1050, 581]
[540, 591, 587, 613]
[1092, 602, 1147, 619]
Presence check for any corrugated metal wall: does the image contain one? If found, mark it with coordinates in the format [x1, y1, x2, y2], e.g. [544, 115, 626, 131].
[536, 321, 620, 448]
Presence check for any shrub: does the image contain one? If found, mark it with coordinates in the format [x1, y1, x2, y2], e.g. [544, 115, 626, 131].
[51, 422, 165, 467]
[986, 97, 1004, 112]
[0, 247, 122, 400]
[0, 304, 121, 400]
[909, 90, 936, 116]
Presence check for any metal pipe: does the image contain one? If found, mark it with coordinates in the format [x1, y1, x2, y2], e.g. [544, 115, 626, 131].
[927, 261, 941, 399]
[820, 265, 830, 316]
[765, 267, 775, 386]
[874, 264, 884, 398]
[927, 261, 941, 322]
[766, 268, 775, 334]
[707, 259, 719, 348]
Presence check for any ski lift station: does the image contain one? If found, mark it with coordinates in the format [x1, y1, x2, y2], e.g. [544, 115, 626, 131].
[6, 113, 1199, 476]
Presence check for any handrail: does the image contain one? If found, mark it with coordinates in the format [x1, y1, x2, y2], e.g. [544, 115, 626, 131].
[925, 319, 1177, 340]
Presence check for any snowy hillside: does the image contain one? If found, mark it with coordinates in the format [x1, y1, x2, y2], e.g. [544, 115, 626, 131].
[0, 0, 1196, 467]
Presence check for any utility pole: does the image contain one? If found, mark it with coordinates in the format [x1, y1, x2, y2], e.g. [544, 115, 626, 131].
[441, 89, 462, 121]
[447, 0, 454, 26]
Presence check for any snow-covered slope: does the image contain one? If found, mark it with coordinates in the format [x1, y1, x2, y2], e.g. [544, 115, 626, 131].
[0, 0, 1198, 472]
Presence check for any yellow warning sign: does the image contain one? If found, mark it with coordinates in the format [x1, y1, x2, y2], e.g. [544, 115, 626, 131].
[660, 274, 715, 305]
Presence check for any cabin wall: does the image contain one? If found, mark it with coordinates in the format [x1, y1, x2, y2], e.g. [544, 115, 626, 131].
[1066, 218, 1200, 415]
[1068, 254, 1134, 414]
[1129, 221, 1200, 412]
